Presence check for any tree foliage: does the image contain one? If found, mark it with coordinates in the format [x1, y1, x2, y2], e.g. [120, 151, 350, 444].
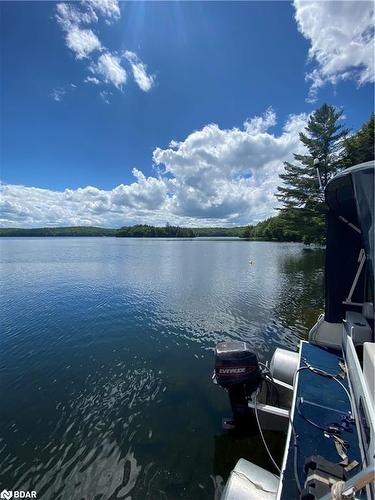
[116, 224, 195, 238]
[344, 113, 374, 167]
[194, 226, 245, 237]
[275, 104, 348, 244]
[240, 217, 301, 241]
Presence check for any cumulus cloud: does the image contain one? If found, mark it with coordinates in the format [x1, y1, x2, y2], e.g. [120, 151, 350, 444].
[153, 109, 308, 222]
[0, 171, 167, 228]
[54, 2, 155, 96]
[111, 169, 167, 210]
[124, 51, 155, 92]
[90, 53, 127, 89]
[294, 0, 374, 102]
[1, 110, 309, 228]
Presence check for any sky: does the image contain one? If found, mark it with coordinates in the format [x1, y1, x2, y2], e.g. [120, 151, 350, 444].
[0, 0, 374, 228]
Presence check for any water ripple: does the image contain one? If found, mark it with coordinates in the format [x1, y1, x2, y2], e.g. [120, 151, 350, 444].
[0, 238, 324, 498]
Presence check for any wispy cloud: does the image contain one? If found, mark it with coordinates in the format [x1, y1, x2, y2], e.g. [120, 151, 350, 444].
[90, 53, 127, 89]
[124, 51, 155, 92]
[54, 1, 155, 100]
[1, 110, 309, 227]
[99, 90, 112, 104]
[51, 88, 66, 102]
[84, 76, 100, 85]
[294, 0, 374, 102]
[50, 83, 77, 102]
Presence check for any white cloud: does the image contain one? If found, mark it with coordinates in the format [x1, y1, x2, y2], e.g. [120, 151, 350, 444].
[0, 171, 168, 228]
[111, 169, 167, 210]
[99, 89, 112, 104]
[85, 0, 120, 24]
[294, 0, 374, 102]
[84, 76, 100, 85]
[56, 2, 98, 31]
[1, 110, 309, 227]
[244, 107, 277, 134]
[55, 2, 155, 96]
[51, 88, 66, 102]
[51, 83, 77, 102]
[91, 53, 127, 89]
[153, 110, 308, 222]
[56, 1, 120, 29]
[124, 51, 155, 92]
[65, 26, 102, 59]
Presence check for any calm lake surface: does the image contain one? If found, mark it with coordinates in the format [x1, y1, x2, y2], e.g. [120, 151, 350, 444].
[0, 238, 324, 499]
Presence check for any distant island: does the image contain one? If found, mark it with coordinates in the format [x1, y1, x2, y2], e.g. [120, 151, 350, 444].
[117, 224, 195, 238]
[0, 224, 246, 238]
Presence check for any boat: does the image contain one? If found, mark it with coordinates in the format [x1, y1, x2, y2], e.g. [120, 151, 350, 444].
[212, 161, 374, 499]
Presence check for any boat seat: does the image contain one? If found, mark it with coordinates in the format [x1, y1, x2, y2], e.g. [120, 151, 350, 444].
[221, 459, 278, 500]
[344, 311, 372, 346]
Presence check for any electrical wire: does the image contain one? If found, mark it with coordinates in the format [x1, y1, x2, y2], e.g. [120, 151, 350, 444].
[259, 361, 272, 375]
[296, 397, 327, 432]
[302, 360, 352, 404]
[254, 390, 281, 474]
[264, 376, 280, 406]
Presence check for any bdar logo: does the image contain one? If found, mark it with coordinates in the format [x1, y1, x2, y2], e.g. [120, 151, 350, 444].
[1, 492, 35, 499]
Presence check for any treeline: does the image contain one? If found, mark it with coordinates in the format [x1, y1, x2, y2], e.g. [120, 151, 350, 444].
[192, 227, 245, 237]
[240, 218, 300, 242]
[0, 225, 247, 238]
[116, 225, 244, 237]
[117, 224, 195, 238]
[241, 108, 374, 244]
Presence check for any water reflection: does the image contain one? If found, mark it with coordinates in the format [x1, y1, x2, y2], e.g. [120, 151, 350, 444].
[0, 238, 324, 499]
[274, 248, 325, 344]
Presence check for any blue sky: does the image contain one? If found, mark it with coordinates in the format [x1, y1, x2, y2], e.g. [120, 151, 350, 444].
[1, 1, 374, 227]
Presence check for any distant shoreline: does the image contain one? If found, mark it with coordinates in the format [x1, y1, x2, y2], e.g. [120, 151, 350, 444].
[0, 225, 246, 238]
[0, 227, 326, 246]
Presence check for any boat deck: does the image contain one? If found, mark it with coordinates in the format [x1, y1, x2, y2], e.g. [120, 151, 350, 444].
[279, 341, 365, 499]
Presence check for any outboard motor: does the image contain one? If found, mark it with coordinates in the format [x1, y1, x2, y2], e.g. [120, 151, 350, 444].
[214, 341, 262, 427]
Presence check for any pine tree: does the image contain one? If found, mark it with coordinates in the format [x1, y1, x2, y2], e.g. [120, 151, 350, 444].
[276, 104, 348, 243]
[344, 113, 374, 167]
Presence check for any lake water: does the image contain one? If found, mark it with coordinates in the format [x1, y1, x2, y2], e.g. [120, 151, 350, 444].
[0, 238, 324, 499]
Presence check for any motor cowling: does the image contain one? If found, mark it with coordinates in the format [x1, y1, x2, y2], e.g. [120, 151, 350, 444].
[215, 341, 261, 392]
[214, 341, 262, 425]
